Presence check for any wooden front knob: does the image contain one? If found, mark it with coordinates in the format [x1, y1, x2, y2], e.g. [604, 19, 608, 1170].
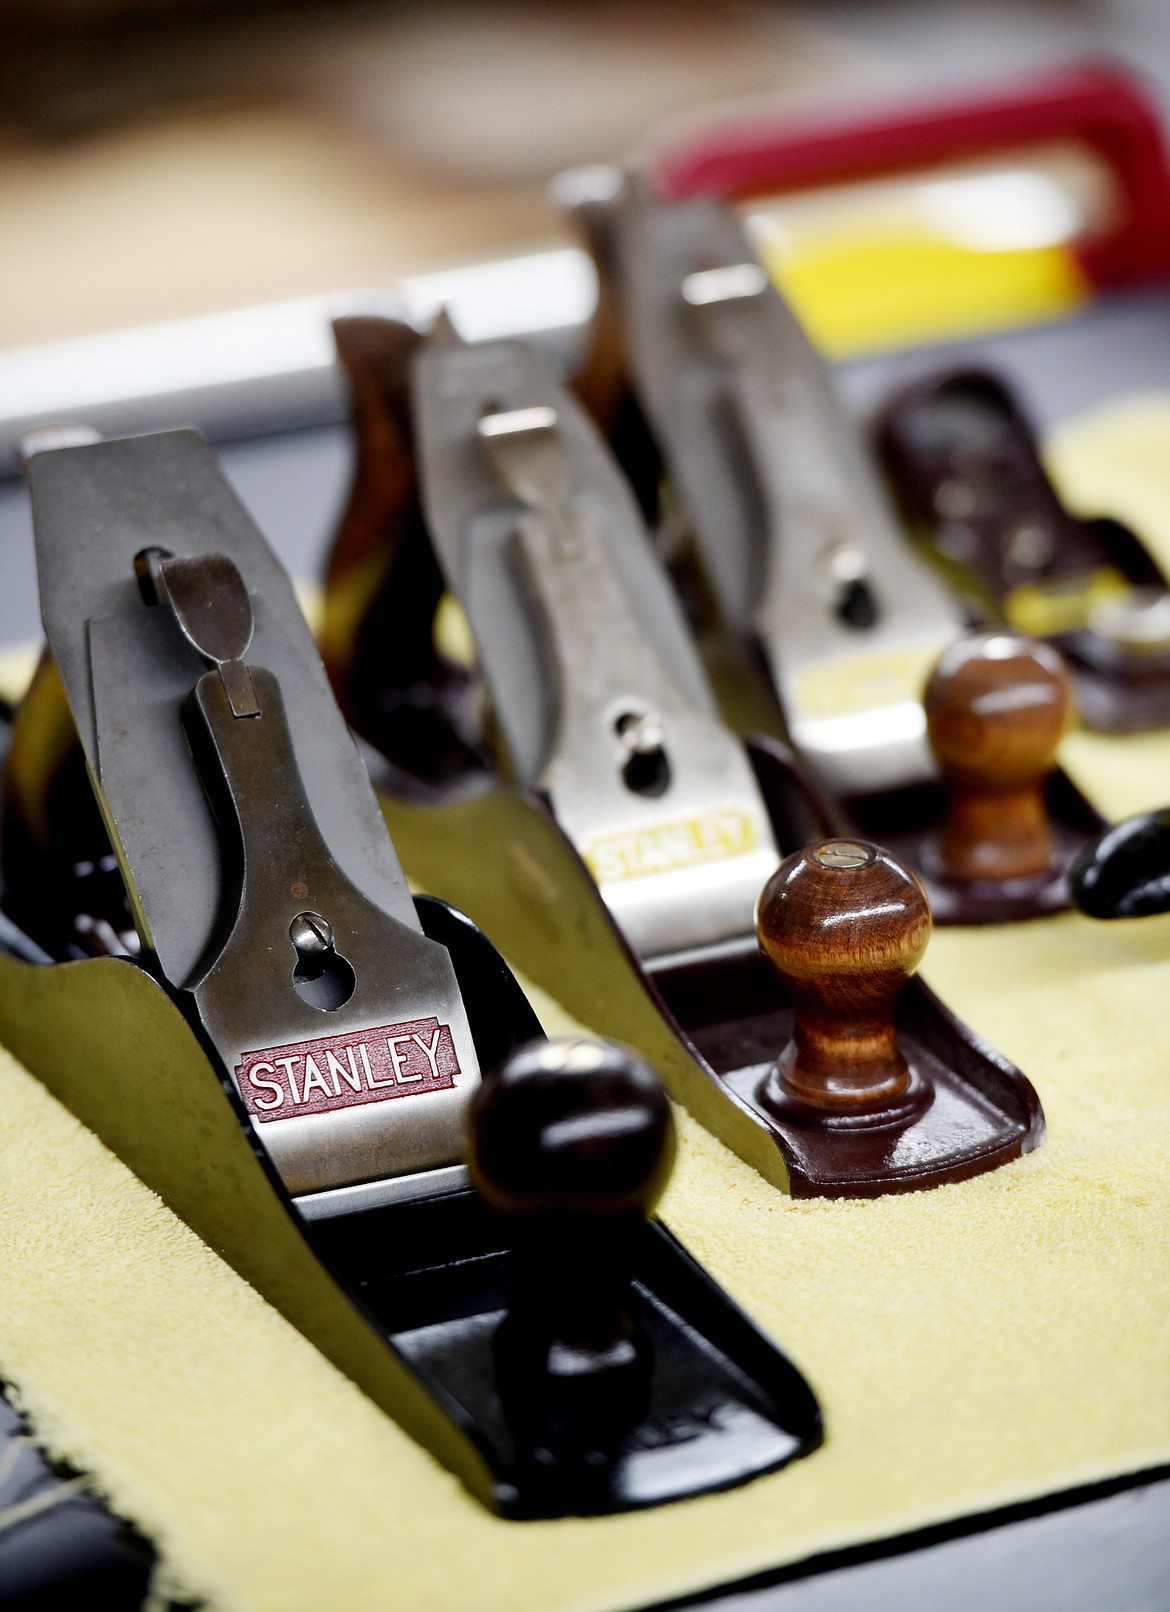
[925, 630, 1071, 882]
[757, 840, 930, 1110]
[468, 1036, 675, 1221]
[469, 1038, 672, 1458]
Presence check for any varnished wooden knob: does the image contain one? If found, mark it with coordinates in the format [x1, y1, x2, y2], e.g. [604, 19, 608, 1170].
[925, 629, 1071, 882]
[467, 1036, 675, 1221]
[757, 840, 930, 1110]
[470, 1038, 672, 1456]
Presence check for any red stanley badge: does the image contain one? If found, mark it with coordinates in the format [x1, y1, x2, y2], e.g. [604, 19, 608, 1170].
[235, 1017, 460, 1122]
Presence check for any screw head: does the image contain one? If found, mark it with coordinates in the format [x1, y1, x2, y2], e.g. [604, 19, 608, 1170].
[289, 911, 334, 958]
[814, 840, 873, 870]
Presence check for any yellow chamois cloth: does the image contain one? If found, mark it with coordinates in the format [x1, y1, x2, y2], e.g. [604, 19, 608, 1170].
[0, 915, 1167, 1612]
[0, 397, 1167, 1609]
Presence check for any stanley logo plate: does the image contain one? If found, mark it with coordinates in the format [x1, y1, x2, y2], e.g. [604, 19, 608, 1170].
[584, 805, 759, 885]
[236, 1017, 460, 1122]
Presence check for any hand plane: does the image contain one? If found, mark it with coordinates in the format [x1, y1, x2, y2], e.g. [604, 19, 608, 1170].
[562, 173, 964, 800]
[0, 428, 823, 1516]
[559, 177, 1104, 924]
[327, 317, 1044, 1196]
[876, 366, 1170, 733]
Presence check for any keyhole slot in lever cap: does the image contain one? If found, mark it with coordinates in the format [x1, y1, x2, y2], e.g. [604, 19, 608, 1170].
[289, 910, 356, 1012]
[825, 545, 879, 631]
[614, 708, 671, 798]
[836, 576, 879, 630]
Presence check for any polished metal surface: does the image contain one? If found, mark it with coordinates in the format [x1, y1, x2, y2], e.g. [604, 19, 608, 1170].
[657, 1472, 1170, 1612]
[181, 660, 477, 1195]
[0, 256, 593, 474]
[615, 189, 964, 797]
[28, 430, 416, 984]
[29, 432, 481, 1198]
[1089, 585, 1170, 651]
[416, 339, 777, 959]
[2, 283, 1170, 657]
[149, 549, 261, 716]
[294, 1162, 470, 1220]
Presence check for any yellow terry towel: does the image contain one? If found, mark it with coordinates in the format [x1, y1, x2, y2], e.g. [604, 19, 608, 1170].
[0, 904, 1168, 1612]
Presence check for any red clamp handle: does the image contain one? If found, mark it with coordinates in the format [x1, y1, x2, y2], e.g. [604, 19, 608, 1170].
[648, 61, 1170, 289]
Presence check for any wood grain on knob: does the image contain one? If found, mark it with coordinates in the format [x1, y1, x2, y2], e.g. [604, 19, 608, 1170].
[925, 630, 1071, 882]
[757, 840, 930, 1110]
[467, 1036, 675, 1220]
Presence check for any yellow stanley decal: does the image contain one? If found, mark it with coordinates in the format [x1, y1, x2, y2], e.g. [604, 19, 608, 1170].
[791, 641, 947, 720]
[585, 806, 759, 886]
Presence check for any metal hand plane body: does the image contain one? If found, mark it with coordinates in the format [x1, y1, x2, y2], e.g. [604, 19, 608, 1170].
[564, 184, 1101, 925]
[34, 436, 479, 1206]
[415, 338, 779, 961]
[0, 430, 823, 1516]
[389, 334, 1042, 1197]
[876, 367, 1170, 734]
[607, 188, 964, 800]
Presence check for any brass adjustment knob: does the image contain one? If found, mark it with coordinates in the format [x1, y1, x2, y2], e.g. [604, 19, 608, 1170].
[757, 840, 931, 1114]
[925, 629, 1071, 882]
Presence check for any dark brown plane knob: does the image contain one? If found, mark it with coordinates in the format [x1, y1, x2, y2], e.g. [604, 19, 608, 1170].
[468, 1036, 675, 1465]
[757, 840, 931, 1115]
[925, 630, 1071, 882]
[469, 1035, 675, 1219]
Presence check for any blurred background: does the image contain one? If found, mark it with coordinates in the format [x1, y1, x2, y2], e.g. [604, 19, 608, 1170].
[2, 0, 1170, 352]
